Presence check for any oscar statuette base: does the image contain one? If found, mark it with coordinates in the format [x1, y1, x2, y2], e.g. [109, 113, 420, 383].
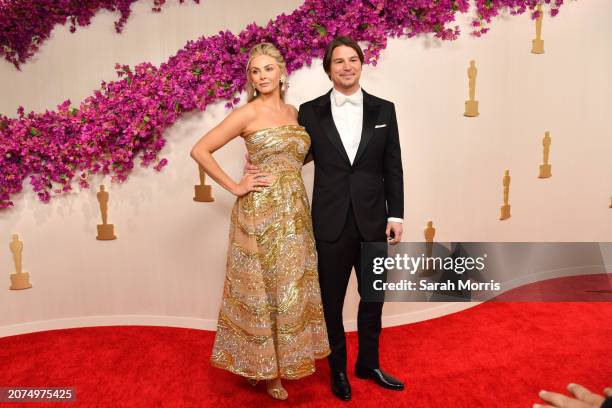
[539, 164, 552, 178]
[97, 224, 117, 240]
[193, 185, 214, 202]
[420, 268, 436, 277]
[464, 100, 479, 117]
[420, 243, 436, 276]
[10, 272, 32, 290]
[531, 39, 544, 54]
[500, 205, 511, 220]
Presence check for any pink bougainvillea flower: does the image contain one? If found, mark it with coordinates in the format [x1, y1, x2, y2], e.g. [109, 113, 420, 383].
[0, 0, 569, 210]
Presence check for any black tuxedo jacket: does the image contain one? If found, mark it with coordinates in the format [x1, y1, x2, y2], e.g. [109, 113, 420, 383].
[298, 89, 404, 242]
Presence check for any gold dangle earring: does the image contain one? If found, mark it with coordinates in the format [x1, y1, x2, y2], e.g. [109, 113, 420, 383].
[280, 77, 286, 93]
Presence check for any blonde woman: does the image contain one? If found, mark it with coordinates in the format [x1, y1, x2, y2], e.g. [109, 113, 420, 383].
[190, 43, 330, 400]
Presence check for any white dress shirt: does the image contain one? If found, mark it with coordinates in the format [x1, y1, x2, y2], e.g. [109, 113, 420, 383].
[331, 87, 363, 164]
[330, 87, 403, 225]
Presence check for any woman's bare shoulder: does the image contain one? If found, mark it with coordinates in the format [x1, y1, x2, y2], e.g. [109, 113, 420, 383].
[233, 101, 258, 118]
[285, 103, 299, 119]
[209, 102, 257, 139]
[227, 102, 258, 127]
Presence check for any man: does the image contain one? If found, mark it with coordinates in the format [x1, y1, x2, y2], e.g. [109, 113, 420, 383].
[298, 36, 404, 401]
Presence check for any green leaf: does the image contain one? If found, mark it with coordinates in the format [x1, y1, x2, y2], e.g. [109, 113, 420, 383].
[315, 24, 327, 36]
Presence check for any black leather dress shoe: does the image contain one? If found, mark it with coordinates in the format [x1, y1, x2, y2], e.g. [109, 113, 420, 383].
[355, 366, 405, 391]
[331, 370, 351, 401]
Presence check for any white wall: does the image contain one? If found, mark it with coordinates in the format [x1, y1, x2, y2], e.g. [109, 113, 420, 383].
[1, 0, 611, 337]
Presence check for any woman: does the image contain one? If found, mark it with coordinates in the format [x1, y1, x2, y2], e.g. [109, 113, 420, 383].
[190, 43, 330, 400]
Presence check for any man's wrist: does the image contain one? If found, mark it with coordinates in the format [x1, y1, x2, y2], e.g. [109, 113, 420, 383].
[387, 217, 403, 224]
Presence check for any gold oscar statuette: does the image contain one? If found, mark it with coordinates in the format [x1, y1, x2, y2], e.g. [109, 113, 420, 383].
[538, 131, 552, 178]
[531, 4, 545, 54]
[96, 185, 117, 240]
[421, 221, 436, 277]
[9, 234, 32, 290]
[193, 165, 214, 202]
[500, 170, 511, 220]
[464, 60, 479, 117]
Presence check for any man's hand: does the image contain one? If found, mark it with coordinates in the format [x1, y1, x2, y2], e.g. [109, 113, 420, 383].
[534, 383, 611, 408]
[386, 221, 403, 245]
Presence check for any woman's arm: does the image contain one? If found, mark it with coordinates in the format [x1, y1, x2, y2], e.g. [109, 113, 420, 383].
[190, 106, 269, 197]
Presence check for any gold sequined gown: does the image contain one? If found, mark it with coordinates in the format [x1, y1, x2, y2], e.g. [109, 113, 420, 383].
[210, 124, 330, 380]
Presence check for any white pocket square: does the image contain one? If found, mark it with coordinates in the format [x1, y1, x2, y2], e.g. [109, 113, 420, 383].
[375, 123, 387, 128]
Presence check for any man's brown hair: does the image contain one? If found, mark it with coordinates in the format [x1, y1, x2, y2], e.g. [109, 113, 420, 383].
[322, 36, 364, 79]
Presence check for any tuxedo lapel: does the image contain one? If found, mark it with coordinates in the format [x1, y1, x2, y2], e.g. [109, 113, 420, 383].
[315, 93, 351, 167]
[353, 90, 380, 166]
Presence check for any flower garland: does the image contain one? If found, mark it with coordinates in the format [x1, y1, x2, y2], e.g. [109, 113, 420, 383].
[0, 0, 570, 210]
[0, 0, 200, 69]
[472, 0, 567, 36]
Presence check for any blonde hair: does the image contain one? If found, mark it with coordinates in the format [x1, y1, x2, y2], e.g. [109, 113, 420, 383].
[245, 42, 287, 103]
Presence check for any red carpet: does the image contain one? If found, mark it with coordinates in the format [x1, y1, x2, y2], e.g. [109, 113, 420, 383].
[495, 273, 612, 301]
[1, 302, 611, 407]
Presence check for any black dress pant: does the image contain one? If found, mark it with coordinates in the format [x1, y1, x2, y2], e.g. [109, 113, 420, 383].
[316, 205, 386, 372]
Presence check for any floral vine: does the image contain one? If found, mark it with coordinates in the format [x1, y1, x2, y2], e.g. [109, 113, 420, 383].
[0, 0, 200, 69]
[472, 0, 567, 36]
[0, 0, 571, 210]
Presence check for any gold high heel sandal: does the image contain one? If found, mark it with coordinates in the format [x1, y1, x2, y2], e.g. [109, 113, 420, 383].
[266, 380, 288, 401]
